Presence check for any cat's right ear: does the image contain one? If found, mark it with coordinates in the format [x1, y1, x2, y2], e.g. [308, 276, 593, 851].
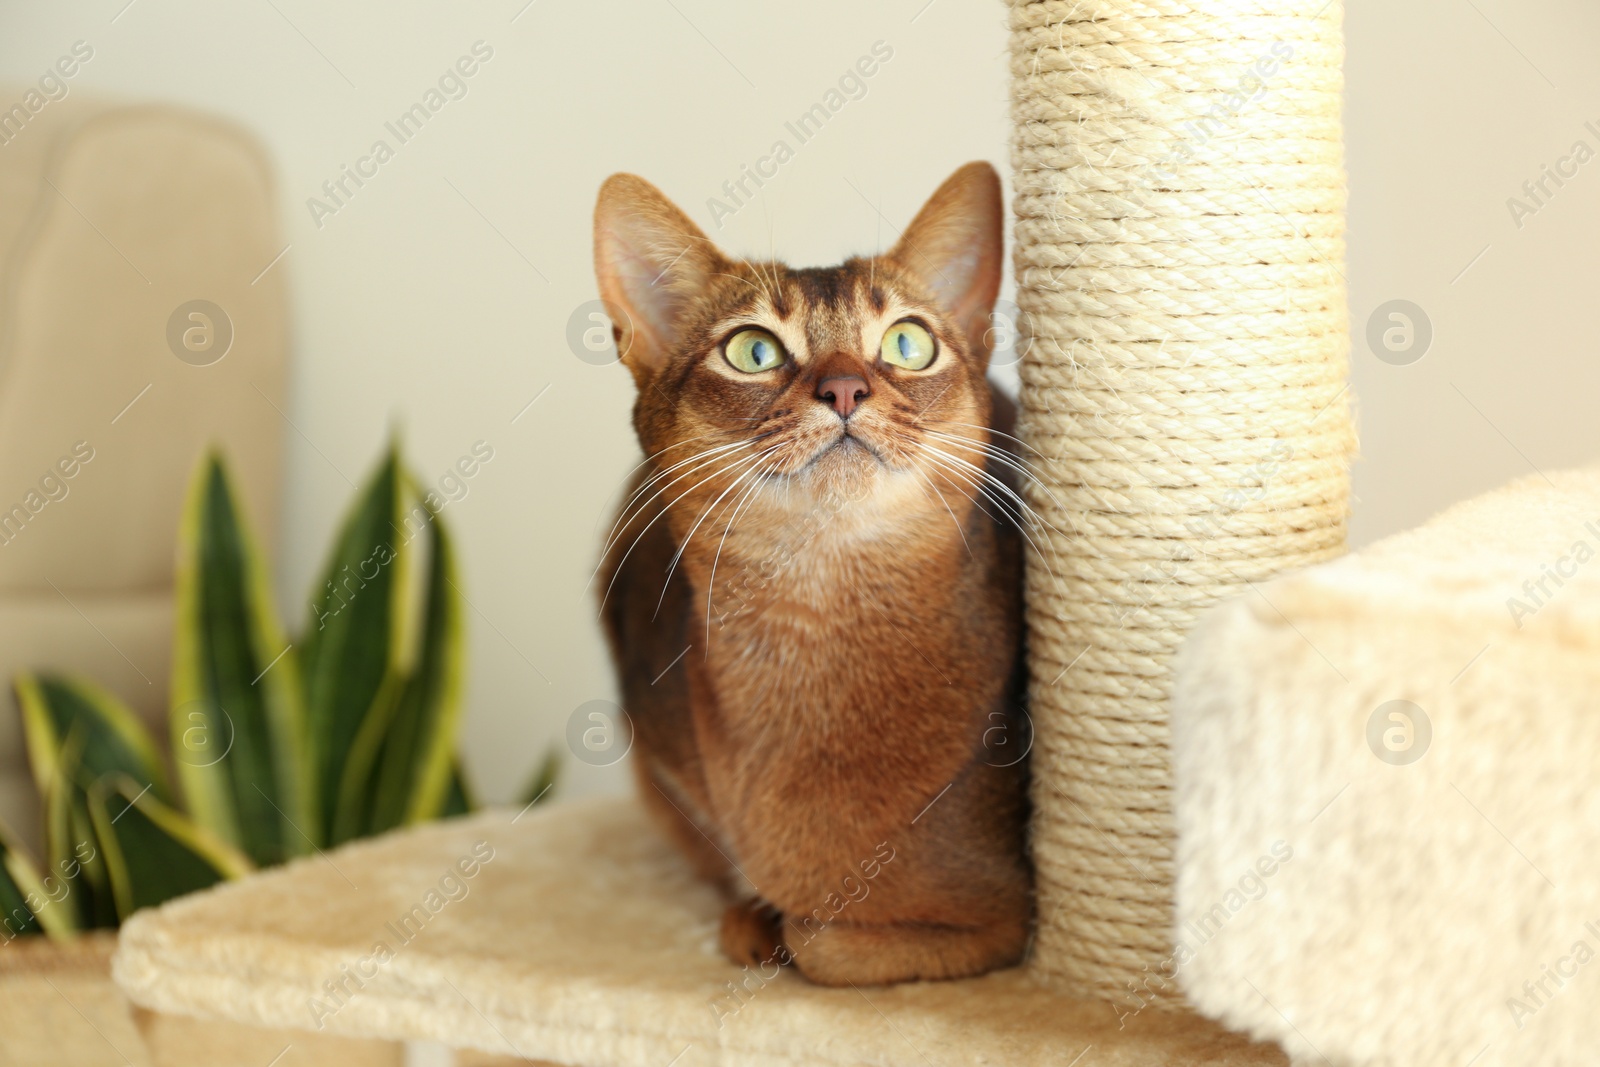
[594, 174, 725, 387]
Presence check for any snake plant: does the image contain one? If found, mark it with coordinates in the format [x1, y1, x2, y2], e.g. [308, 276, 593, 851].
[0, 443, 546, 937]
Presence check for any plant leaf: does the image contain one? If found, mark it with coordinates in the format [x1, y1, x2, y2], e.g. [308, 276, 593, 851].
[441, 759, 475, 818]
[15, 674, 156, 928]
[172, 451, 313, 866]
[301, 444, 418, 844]
[87, 773, 251, 922]
[14, 673, 169, 807]
[516, 745, 562, 811]
[0, 819, 50, 939]
[363, 501, 466, 835]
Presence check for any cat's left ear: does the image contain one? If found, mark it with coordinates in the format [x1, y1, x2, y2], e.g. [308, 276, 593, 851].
[594, 174, 727, 388]
[887, 162, 1004, 364]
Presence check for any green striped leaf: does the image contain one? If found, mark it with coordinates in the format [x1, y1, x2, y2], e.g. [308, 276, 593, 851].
[14, 673, 169, 808]
[516, 745, 561, 811]
[172, 452, 312, 866]
[441, 760, 475, 818]
[35, 767, 104, 934]
[0, 820, 49, 939]
[43, 729, 116, 929]
[361, 503, 466, 835]
[1, 813, 87, 939]
[15, 673, 162, 929]
[87, 774, 251, 922]
[302, 445, 419, 845]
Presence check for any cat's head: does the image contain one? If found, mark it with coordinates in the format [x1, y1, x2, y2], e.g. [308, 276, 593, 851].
[593, 162, 1003, 523]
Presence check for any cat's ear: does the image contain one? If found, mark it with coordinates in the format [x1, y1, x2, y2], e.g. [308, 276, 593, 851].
[594, 174, 726, 386]
[887, 162, 1003, 362]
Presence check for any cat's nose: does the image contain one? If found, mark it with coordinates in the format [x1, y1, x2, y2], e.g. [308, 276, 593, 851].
[816, 375, 870, 418]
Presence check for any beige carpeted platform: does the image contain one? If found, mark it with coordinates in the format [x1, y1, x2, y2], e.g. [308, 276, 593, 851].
[113, 797, 1285, 1066]
[1173, 465, 1600, 1066]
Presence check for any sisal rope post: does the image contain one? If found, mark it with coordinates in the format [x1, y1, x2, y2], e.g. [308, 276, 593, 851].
[1008, 0, 1356, 1002]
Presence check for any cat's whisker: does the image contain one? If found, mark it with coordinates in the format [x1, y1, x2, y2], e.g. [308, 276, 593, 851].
[703, 455, 781, 645]
[604, 429, 782, 549]
[594, 433, 733, 537]
[909, 463, 1016, 571]
[920, 430, 1066, 512]
[613, 439, 750, 516]
[923, 418, 1048, 460]
[600, 436, 750, 546]
[918, 448, 1014, 533]
[916, 465, 987, 522]
[920, 431, 1053, 496]
[725, 255, 775, 310]
[916, 445, 1061, 577]
[759, 260, 784, 312]
[596, 439, 757, 570]
[919, 438, 1065, 537]
[934, 466, 1056, 580]
[922, 429, 1041, 487]
[616, 433, 727, 488]
[654, 443, 786, 621]
[597, 446, 777, 614]
[912, 466, 974, 561]
[943, 461, 1061, 561]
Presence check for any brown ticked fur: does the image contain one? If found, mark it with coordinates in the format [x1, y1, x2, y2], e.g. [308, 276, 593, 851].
[593, 163, 1032, 986]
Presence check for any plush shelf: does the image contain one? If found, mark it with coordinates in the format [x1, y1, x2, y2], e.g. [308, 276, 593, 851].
[114, 796, 1283, 1066]
[1174, 466, 1600, 1065]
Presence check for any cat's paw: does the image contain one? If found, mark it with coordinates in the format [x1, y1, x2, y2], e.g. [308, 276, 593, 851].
[719, 898, 788, 968]
[786, 917, 1029, 986]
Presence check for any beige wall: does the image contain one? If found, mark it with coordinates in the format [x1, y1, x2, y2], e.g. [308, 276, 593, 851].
[0, 0, 1595, 805]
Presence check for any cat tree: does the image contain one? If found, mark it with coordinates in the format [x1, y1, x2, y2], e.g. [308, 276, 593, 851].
[1011, 0, 1353, 1001]
[109, 1, 1368, 1064]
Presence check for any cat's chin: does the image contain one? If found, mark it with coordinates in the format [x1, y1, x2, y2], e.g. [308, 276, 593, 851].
[801, 435, 883, 487]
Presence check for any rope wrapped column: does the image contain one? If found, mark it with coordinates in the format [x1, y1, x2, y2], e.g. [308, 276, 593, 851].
[1008, 0, 1356, 1001]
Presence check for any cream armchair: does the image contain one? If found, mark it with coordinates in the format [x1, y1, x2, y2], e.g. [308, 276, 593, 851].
[0, 95, 288, 852]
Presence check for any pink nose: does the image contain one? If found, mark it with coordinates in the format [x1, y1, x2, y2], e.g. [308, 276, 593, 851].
[816, 376, 870, 418]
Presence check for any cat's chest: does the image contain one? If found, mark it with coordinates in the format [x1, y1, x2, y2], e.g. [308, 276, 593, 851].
[695, 564, 974, 733]
[688, 574, 987, 856]
[689, 501, 953, 619]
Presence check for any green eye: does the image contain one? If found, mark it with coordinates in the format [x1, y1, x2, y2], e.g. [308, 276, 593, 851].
[880, 320, 936, 370]
[724, 328, 786, 373]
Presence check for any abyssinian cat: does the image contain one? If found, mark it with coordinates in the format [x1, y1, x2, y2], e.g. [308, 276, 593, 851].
[593, 162, 1032, 986]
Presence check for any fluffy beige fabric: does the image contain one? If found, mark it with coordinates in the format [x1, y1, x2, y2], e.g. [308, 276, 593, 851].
[115, 797, 1285, 1066]
[0, 932, 146, 1066]
[133, 1007, 402, 1067]
[0, 930, 399, 1066]
[1173, 465, 1600, 1066]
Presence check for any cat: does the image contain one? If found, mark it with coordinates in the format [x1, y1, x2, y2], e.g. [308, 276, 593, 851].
[593, 162, 1032, 986]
